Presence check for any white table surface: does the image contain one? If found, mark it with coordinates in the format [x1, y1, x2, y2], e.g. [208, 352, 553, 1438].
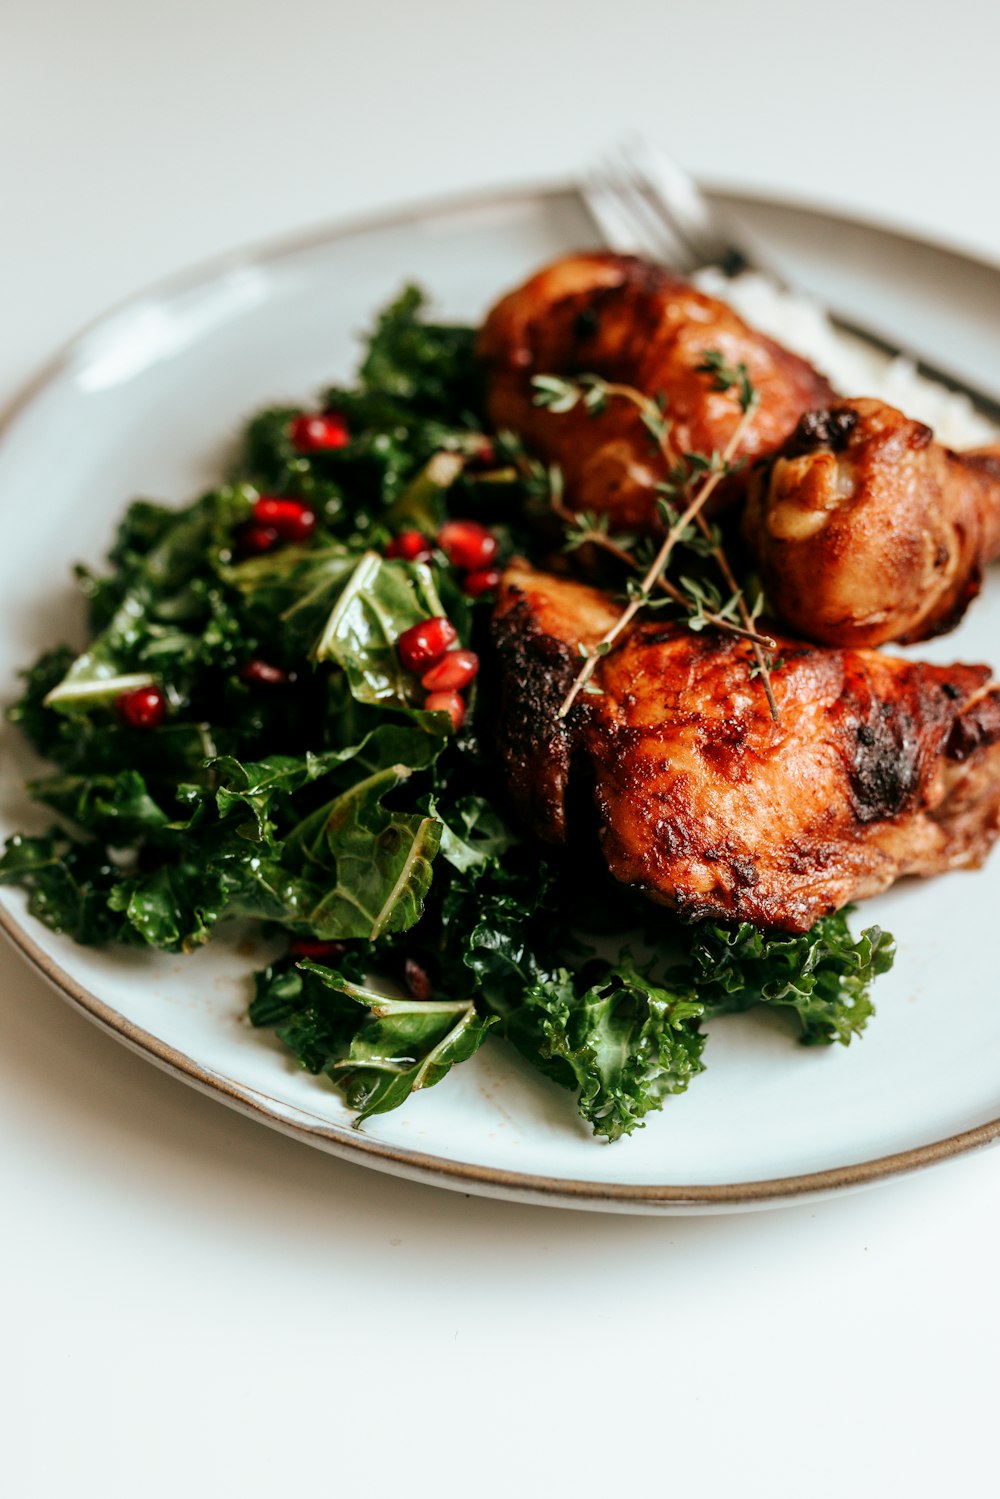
[4, 4, 999, 1495]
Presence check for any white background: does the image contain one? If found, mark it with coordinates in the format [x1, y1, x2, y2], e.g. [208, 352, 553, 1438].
[3, 3, 999, 1495]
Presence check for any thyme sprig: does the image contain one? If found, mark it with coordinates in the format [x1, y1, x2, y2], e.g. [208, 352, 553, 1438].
[550, 497, 775, 650]
[532, 358, 780, 721]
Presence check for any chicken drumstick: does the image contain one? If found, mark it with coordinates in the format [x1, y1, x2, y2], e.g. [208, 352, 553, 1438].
[743, 398, 1000, 648]
[478, 252, 835, 534]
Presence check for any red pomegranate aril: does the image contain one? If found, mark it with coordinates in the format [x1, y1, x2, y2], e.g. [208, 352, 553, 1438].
[420, 649, 479, 693]
[289, 937, 346, 961]
[386, 530, 433, 563]
[462, 567, 501, 598]
[289, 411, 350, 453]
[468, 438, 496, 469]
[437, 519, 498, 571]
[252, 496, 316, 543]
[238, 522, 280, 556]
[424, 690, 465, 731]
[397, 616, 457, 673]
[116, 686, 166, 730]
[240, 659, 288, 687]
[403, 956, 434, 1001]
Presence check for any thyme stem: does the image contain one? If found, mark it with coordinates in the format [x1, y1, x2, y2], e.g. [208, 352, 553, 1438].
[693, 510, 780, 721]
[534, 364, 782, 723]
[557, 405, 755, 720]
[550, 496, 776, 651]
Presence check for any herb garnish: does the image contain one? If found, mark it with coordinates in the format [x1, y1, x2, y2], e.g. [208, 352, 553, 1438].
[532, 359, 782, 718]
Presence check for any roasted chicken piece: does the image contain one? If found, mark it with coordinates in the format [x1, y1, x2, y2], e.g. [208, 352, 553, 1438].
[477, 252, 835, 534]
[744, 399, 1000, 648]
[492, 562, 1000, 933]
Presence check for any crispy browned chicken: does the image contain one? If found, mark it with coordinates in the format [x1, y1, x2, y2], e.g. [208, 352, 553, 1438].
[493, 562, 1000, 933]
[744, 399, 1000, 648]
[478, 252, 835, 533]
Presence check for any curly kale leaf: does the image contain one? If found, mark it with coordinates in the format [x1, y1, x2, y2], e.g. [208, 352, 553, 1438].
[689, 913, 895, 1045]
[27, 768, 172, 843]
[354, 285, 480, 415]
[238, 288, 481, 524]
[106, 839, 320, 952]
[7, 645, 80, 759]
[430, 794, 518, 874]
[219, 542, 357, 656]
[0, 832, 133, 945]
[506, 960, 706, 1142]
[210, 721, 443, 844]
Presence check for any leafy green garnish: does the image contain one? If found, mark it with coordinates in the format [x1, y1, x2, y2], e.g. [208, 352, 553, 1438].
[510, 961, 706, 1141]
[311, 550, 448, 709]
[298, 962, 495, 1123]
[285, 765, 442, 941]
[45, 488, 251, 713]
[690, 916, 895, 1045]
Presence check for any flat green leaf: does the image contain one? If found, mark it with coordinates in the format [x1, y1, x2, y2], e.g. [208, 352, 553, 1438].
[311, 550, 449, 708]
[29, 769, 172, 841]
[300, 962, 495, 1123]
[44, 489, 250, 712]
[288, 764, 442, 940]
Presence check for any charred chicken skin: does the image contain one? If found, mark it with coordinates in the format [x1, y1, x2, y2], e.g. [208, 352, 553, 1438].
[477, 253, 835, 533]
[744, 399, 1000, 648]
[493, 563, 1000, 934]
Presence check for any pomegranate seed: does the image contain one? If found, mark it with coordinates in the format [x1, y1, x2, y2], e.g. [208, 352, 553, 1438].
[424, 690, 465, 731]
[116, 686, 166, 730]
[437, 520, 498, 571]
[468, 439, 496, 469]
[289, 937, 346, 961]
[253, 497, 316, 543]
[403, 956, 434, 1001]
[397, 616, 457, 673]
[289, 412, 350, 453]
[462, 567, 501, 598]
[237, 523, 280, 556]
[386, 530, 433, 563]
[240, 659, 288, 687]
[420, 649, 479, 692]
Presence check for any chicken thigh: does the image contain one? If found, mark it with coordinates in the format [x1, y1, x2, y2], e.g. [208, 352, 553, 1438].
[492, 563, 1000, 933]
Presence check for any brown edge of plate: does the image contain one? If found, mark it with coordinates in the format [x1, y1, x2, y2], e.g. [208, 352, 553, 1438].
[3, 177, 1000, 1213]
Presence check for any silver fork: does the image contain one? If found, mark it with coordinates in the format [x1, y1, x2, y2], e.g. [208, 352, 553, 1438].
[580, 137, 1000, 426]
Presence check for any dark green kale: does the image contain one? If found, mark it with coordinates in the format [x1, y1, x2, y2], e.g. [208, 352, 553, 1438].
[0, 832, 135, 946]
[508, 961, 706, 1142]
[249, 951, 494, 1124]
[690, 915, 895, 1045]
[237, 286, 483, 526]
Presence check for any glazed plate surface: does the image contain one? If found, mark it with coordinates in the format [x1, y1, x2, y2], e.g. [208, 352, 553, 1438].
[3, 183, 1000, 1212]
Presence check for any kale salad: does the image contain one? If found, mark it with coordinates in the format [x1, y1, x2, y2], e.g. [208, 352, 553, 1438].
[1, 288, 894, 1140]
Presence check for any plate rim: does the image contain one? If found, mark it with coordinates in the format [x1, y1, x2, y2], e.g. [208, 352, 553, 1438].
[4, 176, 1000, 1212]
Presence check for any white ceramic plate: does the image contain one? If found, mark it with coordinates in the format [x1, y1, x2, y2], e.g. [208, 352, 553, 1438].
[3, 183, 1000, 1214]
